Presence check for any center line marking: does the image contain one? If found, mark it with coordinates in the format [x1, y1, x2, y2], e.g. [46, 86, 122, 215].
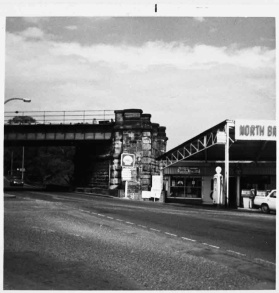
[46, 229, 55, 233]
[98, 214, 105, 217]
[150, 228, 161, 232]
[165, 232, 177, 237]
[227, 250, 246, 256]
[138, 225, 147, 228]
[202, 243, 220, 249]
[254, 258, 276, 266]
[107, 217, 114, 219]
[126, 221, 134, 225]
[116, 219, 123, 222]
[181, 237, 196, 242]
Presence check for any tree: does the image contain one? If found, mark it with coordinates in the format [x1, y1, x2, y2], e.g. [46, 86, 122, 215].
[8, 115, 36, 124]
[4, 146, 75, 186]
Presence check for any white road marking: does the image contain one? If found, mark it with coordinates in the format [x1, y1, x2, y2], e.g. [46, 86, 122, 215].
[125, 221, 134, 225]
[150, 228, 161, 232]
[227, 250, 246, 257]
[138, 225, 147, 228]
[181, 237, 196, 242]
[46, 229, 55, 233]
[202, 243, 220, 249]
[32, 226, 55, 234]
[116, 219, 123, 222]
[165, 232, 177, 237]
[72, 234, 85, 239]
[254, 258, 276, 266]
[97, 214, 105, 217]
[107, 216, 114, 219]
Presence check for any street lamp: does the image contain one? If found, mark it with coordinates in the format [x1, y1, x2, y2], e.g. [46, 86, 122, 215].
[4, 97, 31, 180]
[4, 98, 31, 104]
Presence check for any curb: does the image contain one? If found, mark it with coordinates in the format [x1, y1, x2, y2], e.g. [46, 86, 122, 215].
[74, 190, 263, 213]
[237, 208, 261, 213]
[75, 191, 115, 199]
[4, 194, 16, 198]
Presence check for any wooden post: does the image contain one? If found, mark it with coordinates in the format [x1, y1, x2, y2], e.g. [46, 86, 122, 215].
[125, 180, 128, 198]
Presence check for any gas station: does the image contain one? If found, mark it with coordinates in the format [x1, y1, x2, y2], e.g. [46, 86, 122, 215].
[157, 119, 276, 208]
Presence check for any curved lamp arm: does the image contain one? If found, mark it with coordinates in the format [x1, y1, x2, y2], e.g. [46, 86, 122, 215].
[4, 98, 31, 104]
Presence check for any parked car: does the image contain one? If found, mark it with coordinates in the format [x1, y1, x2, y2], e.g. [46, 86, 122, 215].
[254, 190, 276, 213]
[9, 176, 24, 186]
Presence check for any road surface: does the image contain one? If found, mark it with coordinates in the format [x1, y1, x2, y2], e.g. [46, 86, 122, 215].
[4, 190, 276, 290]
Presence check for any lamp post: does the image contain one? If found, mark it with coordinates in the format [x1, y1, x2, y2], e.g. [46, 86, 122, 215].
[4, 98, 31, 104]
[4, 97, 31, 179]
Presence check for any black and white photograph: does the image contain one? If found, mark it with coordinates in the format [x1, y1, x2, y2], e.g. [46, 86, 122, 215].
[1, 1, 277, 291]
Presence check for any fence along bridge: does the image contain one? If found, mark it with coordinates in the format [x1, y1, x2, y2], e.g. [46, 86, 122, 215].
[4, 110, 115, 145]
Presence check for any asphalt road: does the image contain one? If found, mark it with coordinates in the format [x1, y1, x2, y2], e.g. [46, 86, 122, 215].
[4, 190, 276, 290]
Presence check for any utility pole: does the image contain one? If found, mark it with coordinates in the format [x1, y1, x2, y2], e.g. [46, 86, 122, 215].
[21, 146, 25, 180]
[10, 151, 14, 176]
[224, 121, 234, 207]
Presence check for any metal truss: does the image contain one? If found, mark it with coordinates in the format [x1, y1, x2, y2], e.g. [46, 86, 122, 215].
[159, 128, 234, 169]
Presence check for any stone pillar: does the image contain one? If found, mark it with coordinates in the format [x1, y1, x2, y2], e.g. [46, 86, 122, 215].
[110, 109, 168, 200]
[109, 131, 123, 189]
[141, 130, 152, 191]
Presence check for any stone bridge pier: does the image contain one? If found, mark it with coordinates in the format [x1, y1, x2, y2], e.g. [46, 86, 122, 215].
[110, 109, 167, 199]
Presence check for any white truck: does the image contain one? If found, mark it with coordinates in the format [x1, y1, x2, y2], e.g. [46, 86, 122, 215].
[253, 190, 276, 213]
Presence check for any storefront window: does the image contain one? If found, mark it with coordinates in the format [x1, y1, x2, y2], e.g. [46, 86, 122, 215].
[169, 176, 202, 198]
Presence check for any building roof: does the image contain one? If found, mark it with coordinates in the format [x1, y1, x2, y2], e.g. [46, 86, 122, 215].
[157, 120, 276, 168]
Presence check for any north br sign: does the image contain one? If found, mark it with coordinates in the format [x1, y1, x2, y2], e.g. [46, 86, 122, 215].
[121, 153, 136, 168]
[235, 120, 276, 141]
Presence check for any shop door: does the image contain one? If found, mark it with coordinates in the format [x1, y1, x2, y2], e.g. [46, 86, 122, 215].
[229, 177, 237, 208]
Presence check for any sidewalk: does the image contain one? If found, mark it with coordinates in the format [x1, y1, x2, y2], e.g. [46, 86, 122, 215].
[75, 189, 263, 213]
[237, 207, 261, 213]
[166, 202, 261, 213]
[4, 193, 16, 198]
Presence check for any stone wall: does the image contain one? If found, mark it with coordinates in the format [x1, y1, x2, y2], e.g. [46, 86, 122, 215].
[73, 109, 167, 198]
[74, 143, 111, 188]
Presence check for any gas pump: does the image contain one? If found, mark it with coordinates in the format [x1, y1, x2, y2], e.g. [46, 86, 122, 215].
[212, 166, 224, 205]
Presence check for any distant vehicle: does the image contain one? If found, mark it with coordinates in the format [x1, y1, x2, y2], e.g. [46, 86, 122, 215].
[254, 190, 276, 214]
[9, 176, 24, 187]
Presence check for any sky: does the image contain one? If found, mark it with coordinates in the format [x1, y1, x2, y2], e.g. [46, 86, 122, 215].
[4, 16, 276, 150]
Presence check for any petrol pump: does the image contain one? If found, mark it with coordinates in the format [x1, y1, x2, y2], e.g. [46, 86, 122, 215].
[212, 166, 224, 205]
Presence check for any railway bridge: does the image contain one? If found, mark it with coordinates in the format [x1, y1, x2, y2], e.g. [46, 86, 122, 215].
[4, 109, 168, 198]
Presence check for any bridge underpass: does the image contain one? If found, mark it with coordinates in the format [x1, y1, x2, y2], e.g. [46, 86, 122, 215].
[4, 111, 114, 189]
[4, 127, 113, 189]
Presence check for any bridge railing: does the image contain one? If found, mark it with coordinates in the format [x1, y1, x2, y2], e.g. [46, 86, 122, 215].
[4, 110, 115, 125]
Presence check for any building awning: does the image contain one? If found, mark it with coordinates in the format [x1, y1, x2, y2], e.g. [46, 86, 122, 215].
[157, 119, 276, 169]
